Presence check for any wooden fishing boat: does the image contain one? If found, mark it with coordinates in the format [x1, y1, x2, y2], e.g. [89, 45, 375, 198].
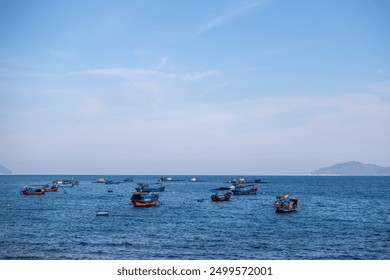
[63, 179, 79, 185]
[228, 178, 268, 184]
[131, 192, 159, 207]
[210, 187, 232, 202]
[159, 177, 173, 182]
[44, 184, 59, 192]
[231, 184, 258, 195]
[105, 180, 120, 185]
[274, 194, 298, 213]
[135, 183, 165, 192]
[20, 185, 46, 195]
[53, 179, 79, 187]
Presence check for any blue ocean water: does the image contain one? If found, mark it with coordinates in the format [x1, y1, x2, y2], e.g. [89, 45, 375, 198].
[0, 175, 389, 260]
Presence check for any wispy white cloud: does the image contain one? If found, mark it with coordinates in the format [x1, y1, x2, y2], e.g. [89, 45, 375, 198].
[68, 64, 219, 82]
[197, 0, 269, 35]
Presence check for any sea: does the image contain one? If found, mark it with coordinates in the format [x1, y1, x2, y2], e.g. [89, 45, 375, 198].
[0, 175, 389, 260]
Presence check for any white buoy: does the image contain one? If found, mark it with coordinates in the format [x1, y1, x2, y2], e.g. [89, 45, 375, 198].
[96, 210, 110, 216]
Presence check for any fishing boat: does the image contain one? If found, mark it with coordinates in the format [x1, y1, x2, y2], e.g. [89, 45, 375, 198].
[254, 178, 268, 184]
[274, 194, 298, 213]
[210, 187, 232, 202]
[44, 184, 59, 192]
[228, 177, 267, 184]
[135, 183, 165, 192]
[159, 177, 173, 182]
[105, 180, 120, 185]
[190, 178, 198, 182]
[131, 192, 159, 207]
[63, 179, 79, 185]
[92, 178, 106, 183]
[227, 178, 246, 184]
[20, 185, 47, 195]
[53, 179, 79, 187]
[231, 184, 258, 195]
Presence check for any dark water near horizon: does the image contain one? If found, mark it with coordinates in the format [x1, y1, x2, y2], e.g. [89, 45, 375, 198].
[0, 175, 389, 260]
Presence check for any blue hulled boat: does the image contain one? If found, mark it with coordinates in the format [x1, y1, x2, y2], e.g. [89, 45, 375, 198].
[231, 184, 258, 195]
[135, 183, 165, 192]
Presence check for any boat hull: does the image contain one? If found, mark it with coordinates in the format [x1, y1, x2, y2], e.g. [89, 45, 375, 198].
[20, 189, 45, 195]
[44, 185, 59, 192]
[131, 200, 159, 207]
[275, 208, 297, 213]
[211, 193, 232, 202]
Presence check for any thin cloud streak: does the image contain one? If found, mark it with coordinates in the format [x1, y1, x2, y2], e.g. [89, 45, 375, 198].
[197, 0, 270, 35]
[68, 66, 219, 82]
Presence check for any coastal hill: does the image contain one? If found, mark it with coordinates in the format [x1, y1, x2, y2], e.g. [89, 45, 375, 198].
[0, 164, 12, 175]
[311, 161, 390, 176]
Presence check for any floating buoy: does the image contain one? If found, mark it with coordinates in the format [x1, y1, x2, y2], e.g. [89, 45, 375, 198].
[96, 210, 110, 216]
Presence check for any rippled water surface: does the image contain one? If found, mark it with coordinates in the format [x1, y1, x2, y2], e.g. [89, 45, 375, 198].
[1, 175, 389, 259]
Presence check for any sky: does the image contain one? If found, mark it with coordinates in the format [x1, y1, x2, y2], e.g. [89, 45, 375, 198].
[0, 0, 389, 175]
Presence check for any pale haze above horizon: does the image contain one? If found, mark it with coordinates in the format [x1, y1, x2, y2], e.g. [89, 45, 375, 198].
[0, 0, 389, 175]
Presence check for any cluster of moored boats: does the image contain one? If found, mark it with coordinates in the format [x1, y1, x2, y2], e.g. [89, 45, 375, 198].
[20, 177, 298, 213]
[20, 179, 79, 195]
[129, 177, 298, 212]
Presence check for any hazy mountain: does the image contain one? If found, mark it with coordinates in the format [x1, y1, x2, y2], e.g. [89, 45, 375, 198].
[0, 164, 12, 175]
[311, 161, 390, 176]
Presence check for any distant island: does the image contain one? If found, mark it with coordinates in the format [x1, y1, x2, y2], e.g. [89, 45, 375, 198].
[0, 164, 12, 175]
[311, 161, 390, 176]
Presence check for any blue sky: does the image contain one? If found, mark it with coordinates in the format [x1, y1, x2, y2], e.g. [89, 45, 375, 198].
[0, 0, 389, 174]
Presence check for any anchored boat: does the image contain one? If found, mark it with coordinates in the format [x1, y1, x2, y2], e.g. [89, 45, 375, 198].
[210, 187, 232, 202]
[135, 183, 165, 192]
[274, 194, 298, 213]
[53, 179, 79, 187]
[20, 185, 47, 195]
[44, 184, 59, 192]
[231, 184, 258, 195]
[131, 192, 159, 207]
